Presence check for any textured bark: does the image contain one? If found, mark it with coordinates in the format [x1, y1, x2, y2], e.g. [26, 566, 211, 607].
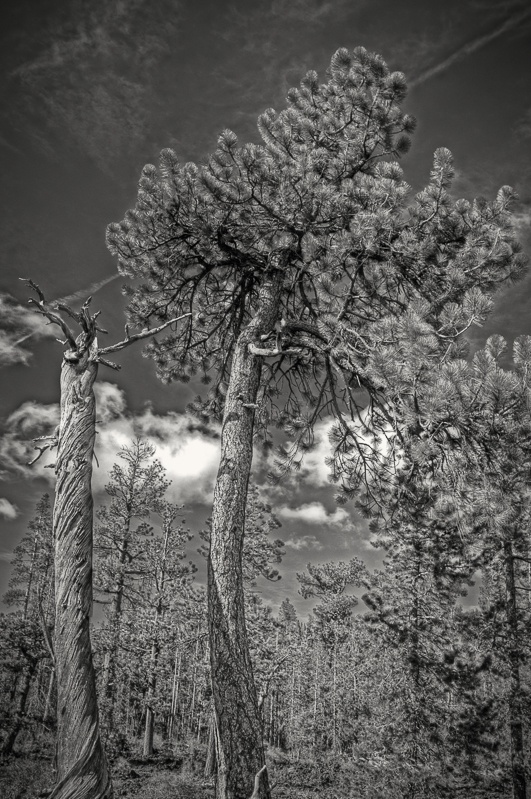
[23, 284, 186, 798]
[50, 342, 112, 799]
[208, 267, 284, 799]
[504, 537, 527, 799]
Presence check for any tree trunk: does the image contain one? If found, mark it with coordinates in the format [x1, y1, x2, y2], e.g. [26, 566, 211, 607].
[208, 266, 283, 799]
[205, 712, 216, 778]
[50, 343, 112, 799]
[143, 516, 172, 757]
[2, 659, 37, 755]
[168, 648, 182, 744]
[43, 666, 55, 725]
[504, 536, 527, 799]
[143, 705, 155, 758]
[101, 541, 128, 736]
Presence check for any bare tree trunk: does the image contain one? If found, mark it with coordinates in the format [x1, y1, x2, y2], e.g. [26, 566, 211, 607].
[143, 511, 174, 757]
[204, 712, 216, 778]
[143, 704, 155, 758]
[504, 536, 527, 799]
[313, 651, 319, 756]
[168, 648, 182, 744]
[50, 343, 112, 799]
[142, 616, 160, 757]
[208, 266, 283, 799]
[101, 543, 128, 736]
[188, 634, 201, 735]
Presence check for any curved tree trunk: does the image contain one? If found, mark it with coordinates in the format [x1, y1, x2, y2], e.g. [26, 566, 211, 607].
[208, 267, 283, 799]
[49, 342, 112, 799]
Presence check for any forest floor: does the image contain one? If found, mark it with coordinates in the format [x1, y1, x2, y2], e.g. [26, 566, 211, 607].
[0, 752, 332, 799]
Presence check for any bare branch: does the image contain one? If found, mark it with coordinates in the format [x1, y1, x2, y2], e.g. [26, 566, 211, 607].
[249, 343, 303, 357]
[98, 313, 192, 355]
[21, 279, 79, 351]
[27, 446, 51, 466]
[96, 356, 121, 371]
[248, 765, 268, 799]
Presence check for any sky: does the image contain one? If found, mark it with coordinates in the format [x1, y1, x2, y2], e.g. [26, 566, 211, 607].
[0, 0, 530, 617]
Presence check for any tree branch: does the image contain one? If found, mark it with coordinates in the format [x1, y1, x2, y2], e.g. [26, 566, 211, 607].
[98, 313, 191, 355]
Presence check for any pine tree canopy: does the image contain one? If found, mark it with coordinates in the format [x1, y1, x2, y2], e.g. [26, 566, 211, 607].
[107, 46, 526, 497]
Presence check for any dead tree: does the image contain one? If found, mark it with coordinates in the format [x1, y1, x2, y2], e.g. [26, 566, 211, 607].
[23, 280, 188, 799]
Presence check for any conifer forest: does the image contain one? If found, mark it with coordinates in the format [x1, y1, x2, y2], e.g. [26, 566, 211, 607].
[2, 41, 531, 799]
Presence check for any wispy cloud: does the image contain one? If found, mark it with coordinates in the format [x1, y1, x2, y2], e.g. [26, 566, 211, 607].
[0, 498, 19, 520]
[514, 107, 531, 140]
[0, 293, 60, 367]
[278, 501, 351, 527]
[0, 275, 120, 366]
[0, 401, 60, 482]
[409, 6, 531, 88]
[284, 534, 324, 551]
[8, 0, 181, 172]
[57, 273, 120, 306]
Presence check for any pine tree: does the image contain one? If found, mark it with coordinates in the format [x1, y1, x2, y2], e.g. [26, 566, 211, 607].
[1, 494, 54, 755]
[434, 335, 531, 799]
[106, 47, 523, 798]
[93, 438, 170, 743]
[140, 499, 193, 756]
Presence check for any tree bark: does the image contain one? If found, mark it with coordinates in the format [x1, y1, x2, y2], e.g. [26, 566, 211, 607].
[50, 342, 112, 799]
[504, 536, 527, 799]
[2, 658, 38, 755]
[101, 540, 128, 736]
[168, 648, 182, 744]
[208, 266, 284, 799]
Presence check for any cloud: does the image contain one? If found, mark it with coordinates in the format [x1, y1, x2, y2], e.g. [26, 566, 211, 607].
[284, 534, 324, 551]
[0, 401, 60, 482]
[94, 381, 127, 423]
[0, 498, 19, 520]
[0, 382, 221, 504]
[0, 277, 121, 368]
[0, 551, 15, 563]
[7, 0, 181, 172]
[409, 6, 531, 88]
[269, 0, 363, 23]
[92, 395, 221, 503]
[514, 107, 531, 140]
[0, 292, 59, 366]
[278, 501, 351, 528]
[57, 274, 121, 307]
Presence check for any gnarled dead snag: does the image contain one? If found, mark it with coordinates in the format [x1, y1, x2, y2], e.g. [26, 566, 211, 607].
[23, 280, 188, 799]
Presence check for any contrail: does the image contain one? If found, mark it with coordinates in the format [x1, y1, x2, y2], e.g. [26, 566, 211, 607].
[14, 273, 121, 346]
[56, 273, 121, 305]
[0, 134, 22, 155]
[409, 6, 531, 88]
